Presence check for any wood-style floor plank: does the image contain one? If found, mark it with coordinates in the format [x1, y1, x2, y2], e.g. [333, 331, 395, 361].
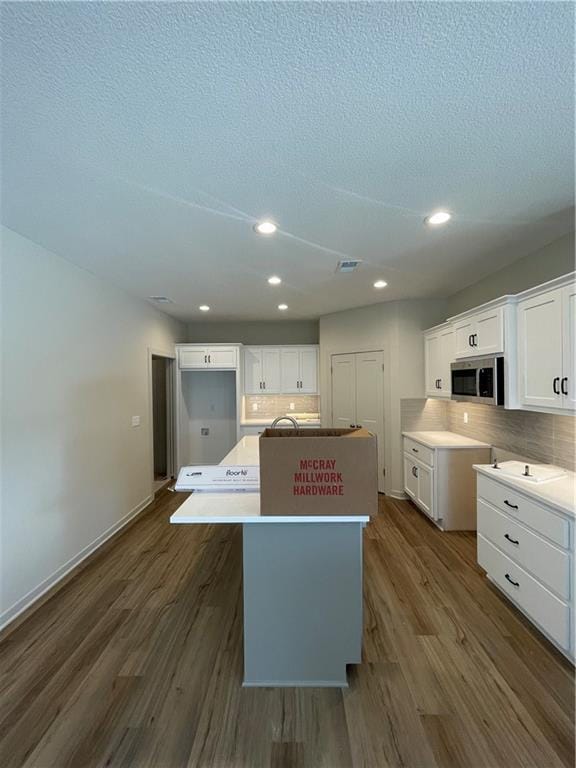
[0, 491, 573, 767]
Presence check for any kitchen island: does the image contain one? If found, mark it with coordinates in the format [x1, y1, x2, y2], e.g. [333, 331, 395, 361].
[171, 436, 369, 687]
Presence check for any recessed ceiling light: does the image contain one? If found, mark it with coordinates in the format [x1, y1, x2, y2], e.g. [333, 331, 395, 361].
[278, 304, 288, 311]
[268, 275, 282, 285]
[425, 211, 451, 226]
[199, 305, 210, 312]
[254, 220, 277, 235]
[149, 296, 173, 303]
[374, 280, 388, 289]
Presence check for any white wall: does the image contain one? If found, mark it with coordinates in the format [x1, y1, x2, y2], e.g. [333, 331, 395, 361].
[187, 320, 319, 345]
[0, 227, 186, 627]
[319, 299, 446, 497]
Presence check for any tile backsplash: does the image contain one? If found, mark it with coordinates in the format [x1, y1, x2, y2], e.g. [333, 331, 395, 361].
[400, 398, 576, 471]
[244, 394, 320, 419]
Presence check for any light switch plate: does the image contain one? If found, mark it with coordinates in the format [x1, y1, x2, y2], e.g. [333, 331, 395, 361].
[131, 416, 141, 427]
[289, 402, 295, 410]
[201, 427, 210, 436]
[252, 403, 258, 412]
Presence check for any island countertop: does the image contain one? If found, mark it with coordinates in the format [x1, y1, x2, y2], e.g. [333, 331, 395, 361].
[170, 436, 370, 525]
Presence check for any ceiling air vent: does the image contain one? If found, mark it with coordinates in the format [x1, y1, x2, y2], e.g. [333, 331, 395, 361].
[149, 296, 174, 304]
[336, 259, 362, 273]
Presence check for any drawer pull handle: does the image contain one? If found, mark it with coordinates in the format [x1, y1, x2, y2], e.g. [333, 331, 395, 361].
[505, 573, 520, 588]
[561, 377, 568, 396]
[504, 533, 519, 545]
[503, 500, 518, 510]
[553, 376, 560, 395]
[412, 447, 419, 453]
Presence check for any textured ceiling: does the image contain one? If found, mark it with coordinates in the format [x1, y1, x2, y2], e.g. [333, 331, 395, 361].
[1, 1, 574, 321]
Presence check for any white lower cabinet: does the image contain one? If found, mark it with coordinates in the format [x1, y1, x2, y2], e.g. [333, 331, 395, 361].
[477, 474, 574, 659]
[403, 436, 490, 529]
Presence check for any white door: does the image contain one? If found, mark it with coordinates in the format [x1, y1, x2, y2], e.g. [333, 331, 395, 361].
[415, 462, 434, 519]
[244, 348, 262, 394]
[475, 307, 504, 355]
[404, 456, 418, 500]
[280, 349, 300, 393]
[299, 348, 318, 393]
[355, 351, 385, 492]
[206, 347, 237, 368]
[331, 354, 356, 429]
[262, 348, 281, 393]
[453, 318, 476, 358]
[562, 283, 576, 410]
[179, 347, 208, 369]
[439, 327, 455, 396]
[518, 288, 563, 408]
[424, 332, 441, 396]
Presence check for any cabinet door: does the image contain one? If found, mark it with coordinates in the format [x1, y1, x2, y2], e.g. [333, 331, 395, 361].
[404, 455, 418, 500]
[179, 347, 208, 368]
[206, 347, 237, 368]
[475, 307, 504, 355]
[280, 349, 301, 393]
[299, 348, 318, 393]
[439, 327, 455, 396]
[562, 283, 576, 410]
[416, 463, 434, 519]
[518, 288, 563, 408]
[244, 348, 263, 394]
[261, 348, 281, 393]
[424, 332, 441, 396]
[453, 318, 476, 358]
[331, 354, 356, 428]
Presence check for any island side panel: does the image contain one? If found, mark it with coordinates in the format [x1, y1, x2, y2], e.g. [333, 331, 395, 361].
[242, 522, 363, 687]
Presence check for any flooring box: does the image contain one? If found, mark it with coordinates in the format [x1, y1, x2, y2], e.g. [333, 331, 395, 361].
[259, 427, 378, 517]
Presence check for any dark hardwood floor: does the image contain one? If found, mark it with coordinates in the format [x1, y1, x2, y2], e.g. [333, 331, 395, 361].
[0, 491, 573, 768]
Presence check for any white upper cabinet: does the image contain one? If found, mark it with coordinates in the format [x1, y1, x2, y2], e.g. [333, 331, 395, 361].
[517, 281, 575, 411]
[280, 347, 319, 394]
[453, 305, 505, 358]
[179, 345, 238, 369]
[424, 324, 454, 398]
[243, 347, 282, 393]
[243, 346, 319, 395]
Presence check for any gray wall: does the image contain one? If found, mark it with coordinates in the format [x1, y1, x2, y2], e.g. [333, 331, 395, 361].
[447, 231, 575, 315]
[1, 226, 186, 627]
[187, 320, 319, 345]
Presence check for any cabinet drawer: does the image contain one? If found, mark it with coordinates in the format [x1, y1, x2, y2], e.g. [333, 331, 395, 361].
[477, 475, 570, 548]
[403, 438, 434, 467]
[478, 534, 570, 651]
[478, 499, 570, 600]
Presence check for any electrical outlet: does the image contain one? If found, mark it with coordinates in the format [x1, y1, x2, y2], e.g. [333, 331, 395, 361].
[201, 427, 209, 436]
[289, 403, 295, 410]
[252, 403, 258, 412]
[131, 416, 141, 427]
[463, 412, 469, 424]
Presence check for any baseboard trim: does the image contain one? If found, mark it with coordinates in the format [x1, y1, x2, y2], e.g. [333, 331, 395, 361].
[0, 494, 154, 637]
[388, 490, 409, 500]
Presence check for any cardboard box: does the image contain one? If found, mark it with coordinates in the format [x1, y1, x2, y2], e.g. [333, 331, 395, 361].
[259, 428, 378, 517]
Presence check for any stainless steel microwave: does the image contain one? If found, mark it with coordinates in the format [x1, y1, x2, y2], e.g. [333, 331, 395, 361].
[450, 356, 505, 406]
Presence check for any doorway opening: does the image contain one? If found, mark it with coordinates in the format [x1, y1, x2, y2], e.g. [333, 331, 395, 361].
[151, 354, 175, 494]
[330, 350, 386, 493]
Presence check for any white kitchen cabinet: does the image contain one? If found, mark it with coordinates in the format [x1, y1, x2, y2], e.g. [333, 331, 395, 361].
[178, 345, 238, 370]
[517, 278, 576, 411]
[424, 323, 454, 397]
[453, 305, 506, 358]
[243, 347, 281, 394]
[280, 347, 318, 394]
[402, 433, 491, 530]
[476, 471, 574, 660]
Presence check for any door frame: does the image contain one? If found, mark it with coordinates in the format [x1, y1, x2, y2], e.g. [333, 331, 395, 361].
[148, 347, 177, 494]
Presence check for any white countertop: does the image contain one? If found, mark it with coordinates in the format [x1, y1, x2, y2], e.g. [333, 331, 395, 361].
[474, 463, 576, 518]
[170, 436, 369, 525]
[403, 431, 491, 449]
[240, 419, 321, 427]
